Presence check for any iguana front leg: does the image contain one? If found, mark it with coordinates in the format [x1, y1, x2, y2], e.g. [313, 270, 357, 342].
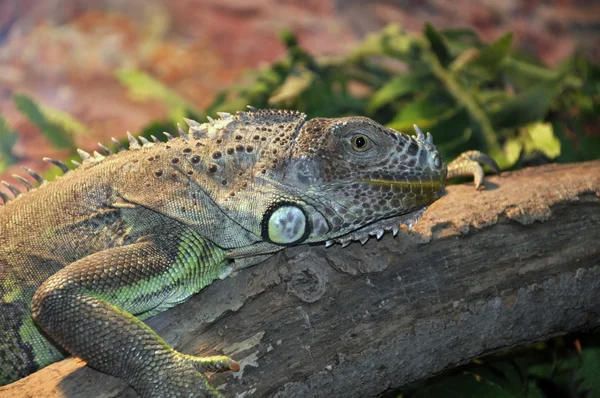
[31, 231, 238, 398]
[447, 150, 500, 189]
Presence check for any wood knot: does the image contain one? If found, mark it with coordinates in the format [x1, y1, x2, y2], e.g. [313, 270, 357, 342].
[284, 252, 329, 303]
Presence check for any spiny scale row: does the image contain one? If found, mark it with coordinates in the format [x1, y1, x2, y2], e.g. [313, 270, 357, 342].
[413, 124, 435, 146]
[2, 109, 426, 206]
[0, 107, 260, 205]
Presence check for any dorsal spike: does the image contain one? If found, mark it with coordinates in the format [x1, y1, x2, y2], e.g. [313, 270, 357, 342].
[127, 132, 140, 149]
[247, 105, 257, 112]
[206, 116, 215, 124]
[1, 181, 21, 197]
[97, 143, 113, 155]
[426, 132, 434, 145]
[413, 124, 425, 141]
[163, 132, 175, 141]
[217, 111, 231, 119]
[77, 148, 91, 160]
[237, 111, 250, 121]
[139, 136, 151, 145]
[12, 174, 34, 191]
[0, 190, 9, 204]
[183, 118, 200, 128]
[93, 151, 105, 159]
[71, 160, 81, 167]
[150, 135, 159, 143]
[43, 157, 70, 174]
[22, 166, 45, 184]
[111, 137, 126, 152]
[177, 124, 189, 141]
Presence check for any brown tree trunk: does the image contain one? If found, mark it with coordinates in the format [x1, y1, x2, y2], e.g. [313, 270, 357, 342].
[2, 161, 600, 398]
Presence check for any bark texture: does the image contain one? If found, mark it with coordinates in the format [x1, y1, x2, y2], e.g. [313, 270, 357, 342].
[2, 160, 600, 398]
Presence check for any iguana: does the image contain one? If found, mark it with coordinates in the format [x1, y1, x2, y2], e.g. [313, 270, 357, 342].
[0, 108, 497, 397]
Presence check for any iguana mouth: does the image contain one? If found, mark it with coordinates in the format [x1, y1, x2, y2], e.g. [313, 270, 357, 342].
[325, 207, 428, 248]
[363, 179, 444, 191]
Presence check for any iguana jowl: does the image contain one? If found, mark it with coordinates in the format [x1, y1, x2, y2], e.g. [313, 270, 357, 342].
[0, 108, 497, 397]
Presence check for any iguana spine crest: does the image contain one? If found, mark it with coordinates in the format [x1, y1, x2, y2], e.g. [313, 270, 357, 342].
[0, 108, 301, 206]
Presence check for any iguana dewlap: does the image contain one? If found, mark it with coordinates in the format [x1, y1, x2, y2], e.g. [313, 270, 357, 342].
[0, 108, 497, 397]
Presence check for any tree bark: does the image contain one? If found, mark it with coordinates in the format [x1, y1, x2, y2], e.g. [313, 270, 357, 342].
[2, 161, 600, 398]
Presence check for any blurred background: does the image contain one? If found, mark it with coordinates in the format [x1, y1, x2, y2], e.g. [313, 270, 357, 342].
[0, 1, 599, 396]
[0, 0, 598, 177]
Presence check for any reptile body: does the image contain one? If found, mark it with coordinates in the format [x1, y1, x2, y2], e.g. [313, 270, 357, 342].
[0, 109, 496, 397]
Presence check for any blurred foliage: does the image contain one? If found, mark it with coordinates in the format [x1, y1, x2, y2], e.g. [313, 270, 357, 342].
[197, 25, 598, 170]
[1, 24, 597, 174]
[384, 335, 600, 398]
[577, 343, 600, 398]
[116, 69, 198, 124]
[102, 25, 599, 173]
[0, 93, 90, 178]
[13, 93, 84, 151]
[0, 116, 19, 169]
[0, 22, 598, 397]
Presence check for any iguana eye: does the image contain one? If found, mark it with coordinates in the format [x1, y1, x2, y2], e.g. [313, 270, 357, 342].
[350, 134, 371, 152]
[432, 154, 442, 168]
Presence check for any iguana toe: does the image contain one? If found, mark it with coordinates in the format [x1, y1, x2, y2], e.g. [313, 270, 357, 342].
[447, 150, 500, 189]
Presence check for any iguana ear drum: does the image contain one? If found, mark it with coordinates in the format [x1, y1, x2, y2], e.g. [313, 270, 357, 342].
[262, 202, 311, 246]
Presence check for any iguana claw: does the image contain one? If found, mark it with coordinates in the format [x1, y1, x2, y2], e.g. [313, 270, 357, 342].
[447, 150, 500, 189]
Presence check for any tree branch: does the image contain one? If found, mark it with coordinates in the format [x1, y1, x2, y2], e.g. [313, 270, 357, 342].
[3, 161, 600, 398]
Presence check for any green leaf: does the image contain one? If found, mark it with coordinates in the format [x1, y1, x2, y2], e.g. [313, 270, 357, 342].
[349, 24, 414, 61]
[441, 28, 481, 55]
[424, 23, 452, 67]
[475, 90, 510, 109]
[367, 71, 431, 112]
[39, 104, 88, 136]
[440, 28, 485, 57]
[576, 345, 600, 397]
[503, 137, 523, 168]
[488, 78, 562, 130]
[0, 115, 19, 170]
[268, 67, 316, 105]
[504, 58, 584, 92]
[387, 90, 457, 132]
[462, 33, 513, 80]
[527, 362, 553, 379]
[14, 94, 75, 150]
[116, 69, 198, 122]
[525, 123, 561, 159]
[280, 29, 298, 49]
[427, 109, 473, 154]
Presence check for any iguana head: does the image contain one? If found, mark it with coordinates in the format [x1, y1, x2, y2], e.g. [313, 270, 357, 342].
[211, 111, 447, 259]
[276, 116, 446, 246]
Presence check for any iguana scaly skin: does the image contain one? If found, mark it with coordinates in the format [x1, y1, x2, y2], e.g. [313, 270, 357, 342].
[0, 109, 497, 397]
